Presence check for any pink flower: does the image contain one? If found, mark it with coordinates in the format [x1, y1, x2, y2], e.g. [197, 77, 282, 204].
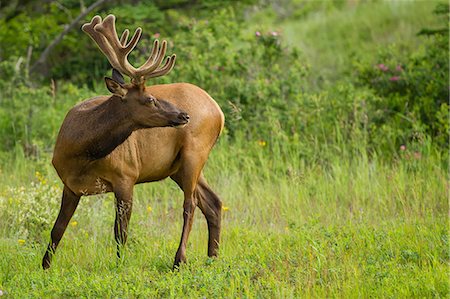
[377, 64, 389, 72]
[400, 145, 406, 151]
[414, 152, 421, 160]
[153, 33, 160, 38]
[255, 31, 261, 37]
[395, 65, 403, 72]
[271, 31, 278, 37]
[389, 76, 400, 82]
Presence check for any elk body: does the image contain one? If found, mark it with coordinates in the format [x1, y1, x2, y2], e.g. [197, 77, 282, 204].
[42, 15, 224, 269]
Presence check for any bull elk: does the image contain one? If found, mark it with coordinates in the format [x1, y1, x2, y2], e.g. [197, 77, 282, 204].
[42, 15, 224, 269]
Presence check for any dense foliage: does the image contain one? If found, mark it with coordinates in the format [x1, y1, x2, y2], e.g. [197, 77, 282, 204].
[0, 0, 447, 161]
[0, 0, 447, 159]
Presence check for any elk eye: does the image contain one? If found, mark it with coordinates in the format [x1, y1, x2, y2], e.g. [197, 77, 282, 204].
[145, 97, 156, 105]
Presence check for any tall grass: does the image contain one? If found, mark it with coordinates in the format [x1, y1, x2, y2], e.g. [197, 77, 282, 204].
[0, 134, 447, 297]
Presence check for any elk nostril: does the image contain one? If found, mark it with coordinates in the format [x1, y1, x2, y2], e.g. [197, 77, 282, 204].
[179, 113, 189, 122]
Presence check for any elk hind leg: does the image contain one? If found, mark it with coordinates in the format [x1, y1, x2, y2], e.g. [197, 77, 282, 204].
[42, 186, 80, 269]
[196, 176, 222, 257]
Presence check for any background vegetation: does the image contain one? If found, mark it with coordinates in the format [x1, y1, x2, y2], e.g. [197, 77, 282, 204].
[0, 0, 448, 297]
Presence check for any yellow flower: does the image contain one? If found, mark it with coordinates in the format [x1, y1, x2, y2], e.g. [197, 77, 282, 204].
[18, 239, 25, 245]
[222, 206, 229, 211]
[258, 140, 267, 147]
[70, 221, 78, 227]
[147, 205, 152, 213]
[35, 171, 47, 184]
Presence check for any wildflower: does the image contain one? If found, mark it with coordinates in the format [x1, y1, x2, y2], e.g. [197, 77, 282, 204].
[18, 239, 25, 245]
[271, 31, 279, 37]
[389, 76, 400, 82]
[400, 145, 406, 151]
[377, 64, 389, 72]
[222, 206, 229, 211]
[395, 65, 403, 72]
[258, 140, 267, 147]
[147, 205, 152, 213]
[70, 221, 78, 227]
[153, 32, 160, 38]
[35, 171, 47, 184]
[255, 31, 261, 37]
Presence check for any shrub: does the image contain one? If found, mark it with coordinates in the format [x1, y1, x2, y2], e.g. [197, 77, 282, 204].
[353, 5, 449, 150]
[0, 172, 61, 241]
[354, 36, 448, 151]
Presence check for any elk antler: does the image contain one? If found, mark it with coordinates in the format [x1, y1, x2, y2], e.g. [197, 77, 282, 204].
[82, 15, 176, 83]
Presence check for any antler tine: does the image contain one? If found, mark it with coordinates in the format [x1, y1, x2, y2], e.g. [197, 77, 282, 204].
[145, 40, 161, 68]
[119, 29, 129, 46]
[122, 27, 142, 53]
[146, 54, 177, 78]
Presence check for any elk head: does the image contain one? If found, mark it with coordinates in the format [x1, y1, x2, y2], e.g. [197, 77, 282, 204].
[83, 15, 189, 128]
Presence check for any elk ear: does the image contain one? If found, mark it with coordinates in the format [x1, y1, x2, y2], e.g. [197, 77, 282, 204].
[105, 77, 127, 98]
[112, 68, 125, 85]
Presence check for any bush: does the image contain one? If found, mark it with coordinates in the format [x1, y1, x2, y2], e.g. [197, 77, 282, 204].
[0, 172, 61, 241]
[354, 33, 448, 150]
[164, 8, 308, 139]
[0, 75, 95, 154]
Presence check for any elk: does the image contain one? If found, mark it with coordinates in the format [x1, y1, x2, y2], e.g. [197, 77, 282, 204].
[42, 15, 224, 269]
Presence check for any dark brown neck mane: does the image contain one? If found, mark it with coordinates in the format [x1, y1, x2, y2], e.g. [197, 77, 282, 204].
[70, 96, 134, 160]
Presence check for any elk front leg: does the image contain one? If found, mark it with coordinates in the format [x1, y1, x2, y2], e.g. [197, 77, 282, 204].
[42, 186, 80, 269]
[113, 185, 134, 258]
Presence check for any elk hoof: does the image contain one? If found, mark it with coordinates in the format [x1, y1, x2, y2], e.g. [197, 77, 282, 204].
[173, 253, 186, 270]
[42, 255, 51, 270]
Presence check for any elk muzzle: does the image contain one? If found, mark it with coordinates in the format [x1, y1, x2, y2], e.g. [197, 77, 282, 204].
[171, 112, 190, 128]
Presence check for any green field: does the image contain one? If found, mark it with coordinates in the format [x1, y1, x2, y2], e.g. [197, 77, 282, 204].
[0, 138, 447, 297]
[0, 0, 448, 298]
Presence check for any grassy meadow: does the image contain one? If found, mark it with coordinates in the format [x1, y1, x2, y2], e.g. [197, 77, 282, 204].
[0, 138, 447, 297]
[0, 0, 448, 298]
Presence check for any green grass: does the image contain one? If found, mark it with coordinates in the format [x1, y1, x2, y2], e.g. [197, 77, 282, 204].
[0, 137, 447, 297]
